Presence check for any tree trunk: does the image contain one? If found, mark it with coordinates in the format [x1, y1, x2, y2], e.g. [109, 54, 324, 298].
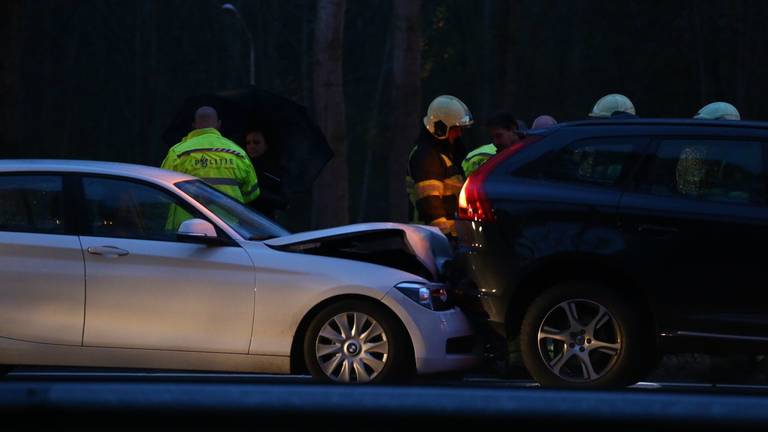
[301, 0, 312, 107]
[479, 0, 493, 121]
[735, 0, 748, 113]
[497, 0, 520, 109]
[389, 0, 421, 222]
[0, 0, 23, 157]
[357, 23, 392, 222]
[312, 0, 348, 228]
[692, 4, 710, 105]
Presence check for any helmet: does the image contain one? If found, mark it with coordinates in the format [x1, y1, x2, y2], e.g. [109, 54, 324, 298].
[423, 95, 474, 139]
[531, 115, 557, 129]
[694, 102, 740, 120]
[589, 94, 636, 118]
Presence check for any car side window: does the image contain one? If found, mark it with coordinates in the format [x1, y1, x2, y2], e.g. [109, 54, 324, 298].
[639, 139, 766, 205]
[0, 175, 66, 234]
[513, 137, 642, 187]
[82, 177, 201, 241]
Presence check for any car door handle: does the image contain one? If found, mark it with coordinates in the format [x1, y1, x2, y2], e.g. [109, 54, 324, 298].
[87, 246, 130, 257]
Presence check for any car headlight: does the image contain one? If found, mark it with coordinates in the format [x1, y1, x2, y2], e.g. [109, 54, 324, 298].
[394, 282, 452, 311]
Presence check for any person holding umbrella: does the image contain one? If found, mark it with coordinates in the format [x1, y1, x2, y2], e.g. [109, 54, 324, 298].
[163, 89, 334, 230]
[243, 128, 287, 219]
[163, 89, 333, 197]
[162, 106, 260, 204]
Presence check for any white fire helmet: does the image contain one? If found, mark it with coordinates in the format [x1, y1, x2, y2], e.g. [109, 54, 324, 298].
[589, 93, 636, 118]
[423, 95, 474, 139]
[694, 102, 741, 120]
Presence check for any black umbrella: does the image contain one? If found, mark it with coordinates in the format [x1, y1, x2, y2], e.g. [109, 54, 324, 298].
[162, 87, 332, 193]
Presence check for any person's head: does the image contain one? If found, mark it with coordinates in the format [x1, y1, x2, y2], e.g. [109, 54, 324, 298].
[516, 119, 529, 134]
[532, 115, 557, 129]
[589, 94, 636, 118]
[423, 95, 473, 144]
[245, 130, 268, 159]
[694, 101, 740, 120]
[193, 106, 221, 130]
[486, 112, 523, 150]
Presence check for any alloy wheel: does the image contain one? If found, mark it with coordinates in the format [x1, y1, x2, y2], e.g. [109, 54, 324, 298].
[315, 312, 389, 383]
[537, 299, 622, 382]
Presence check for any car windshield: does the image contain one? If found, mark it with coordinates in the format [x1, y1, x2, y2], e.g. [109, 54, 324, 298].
[176, 179, 290, 240]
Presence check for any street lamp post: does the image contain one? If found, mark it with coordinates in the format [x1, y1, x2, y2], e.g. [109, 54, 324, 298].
[221, 3, 255, 86]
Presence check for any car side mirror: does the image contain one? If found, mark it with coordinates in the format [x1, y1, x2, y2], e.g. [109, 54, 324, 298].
[177, 218, 220, 245]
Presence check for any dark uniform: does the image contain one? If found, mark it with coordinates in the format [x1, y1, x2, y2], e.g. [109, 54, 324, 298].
[247, 155, 287, 219]
[407, 129, 465, 237]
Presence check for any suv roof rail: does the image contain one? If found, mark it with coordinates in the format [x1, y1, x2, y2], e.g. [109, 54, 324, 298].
[560, 118, 768, 129]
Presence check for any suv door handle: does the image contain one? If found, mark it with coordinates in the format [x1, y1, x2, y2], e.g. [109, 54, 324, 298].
[637, 224, 679, 235]
[87, 246, 130, 257]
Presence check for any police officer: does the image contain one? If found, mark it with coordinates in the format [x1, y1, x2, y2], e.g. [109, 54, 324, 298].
[162, 106, 260, 203]
[407, 95, 472, 238]
[462, 112, 523, 177]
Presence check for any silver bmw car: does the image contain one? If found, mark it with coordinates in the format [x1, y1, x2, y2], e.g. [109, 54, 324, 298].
[0, 160, 478, 383]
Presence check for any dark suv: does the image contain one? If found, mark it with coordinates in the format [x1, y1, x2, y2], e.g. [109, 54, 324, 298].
[455, 119, 768, 388]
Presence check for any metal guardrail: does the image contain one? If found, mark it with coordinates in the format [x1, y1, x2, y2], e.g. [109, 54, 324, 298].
[2, 378, 768, 430]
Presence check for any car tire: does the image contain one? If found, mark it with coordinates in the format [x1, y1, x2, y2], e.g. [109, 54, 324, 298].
[519, 282, 648, 389]
[303, 300, 412, 384]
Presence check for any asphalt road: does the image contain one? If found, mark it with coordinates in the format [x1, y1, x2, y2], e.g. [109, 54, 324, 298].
[4, 368, 768, 430]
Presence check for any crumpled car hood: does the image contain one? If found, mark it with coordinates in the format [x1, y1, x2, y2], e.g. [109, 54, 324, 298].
[264, 222, 452, 281]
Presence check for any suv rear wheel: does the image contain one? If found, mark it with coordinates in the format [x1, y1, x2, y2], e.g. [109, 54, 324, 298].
[520, 282, 648, 388]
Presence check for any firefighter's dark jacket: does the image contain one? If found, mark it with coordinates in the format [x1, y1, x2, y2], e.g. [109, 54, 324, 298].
[407, 129, 465, 235]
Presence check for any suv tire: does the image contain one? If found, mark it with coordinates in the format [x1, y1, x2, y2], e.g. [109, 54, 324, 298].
[520, 282, 648, 388]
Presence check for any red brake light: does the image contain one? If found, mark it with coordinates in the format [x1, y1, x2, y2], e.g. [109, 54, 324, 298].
[458, 135, 543, 222]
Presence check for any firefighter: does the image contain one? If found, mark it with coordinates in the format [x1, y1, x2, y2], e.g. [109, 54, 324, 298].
[694, 101, 741, 120]
[407, 95, 473, 238]
[162, 106, 260, 203]
[462, 112, 523, 177]
[589, 93, 637, 118]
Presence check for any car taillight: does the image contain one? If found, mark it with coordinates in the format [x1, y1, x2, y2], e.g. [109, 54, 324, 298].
[458, 135, 543, 222]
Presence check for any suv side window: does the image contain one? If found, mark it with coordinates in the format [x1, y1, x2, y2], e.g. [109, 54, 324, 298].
[639, 139, 766, 205]
[0, 175, 66, 234]
[514, 137, 643, 186]
[82, 177, 203, 241]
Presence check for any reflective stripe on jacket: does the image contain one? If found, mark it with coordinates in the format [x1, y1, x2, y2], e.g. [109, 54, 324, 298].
[461, 143, 497, 177]
[407, 131, 465, 236]
[161, 128, 260, 231]
[161, 128, 260, 203]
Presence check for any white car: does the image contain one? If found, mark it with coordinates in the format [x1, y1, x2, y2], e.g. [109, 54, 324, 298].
[0, 160, 478, 383]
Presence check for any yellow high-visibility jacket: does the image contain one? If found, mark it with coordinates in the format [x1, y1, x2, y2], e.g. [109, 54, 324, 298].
[161, 128, 260, 231]
[462, 143, 497, 177]
[161, 128, 260, 203]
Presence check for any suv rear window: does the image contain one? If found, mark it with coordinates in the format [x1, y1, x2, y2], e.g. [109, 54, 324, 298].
[513, 137, 644, 186]
[639, 139, 766, 205]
